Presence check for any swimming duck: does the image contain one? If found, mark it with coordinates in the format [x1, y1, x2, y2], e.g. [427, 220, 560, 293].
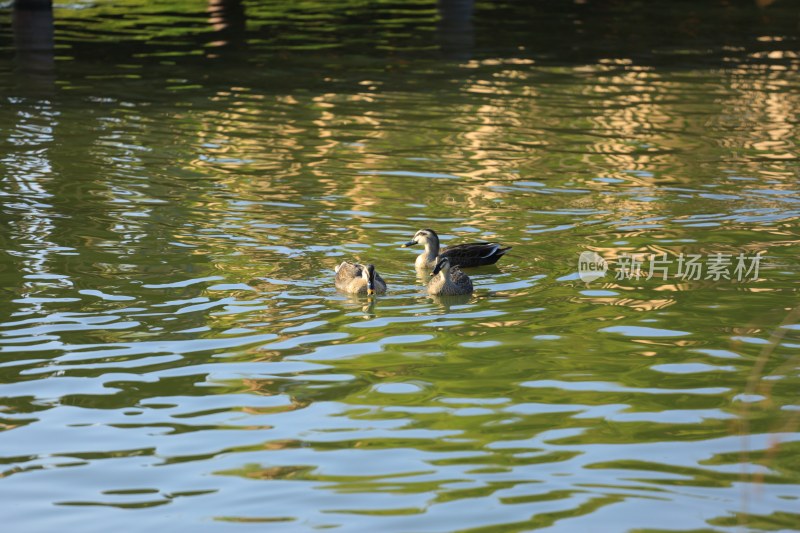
[402, 228, 511, 269]
[334, 262, 387, 295]
[427, 256, 473, 296]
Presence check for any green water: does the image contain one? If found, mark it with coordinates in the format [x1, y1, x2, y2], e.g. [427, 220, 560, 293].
[1, 1, 799, 531]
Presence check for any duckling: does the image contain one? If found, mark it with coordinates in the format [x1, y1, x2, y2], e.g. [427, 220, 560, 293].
[427, 256, 473, 296]
[402, 228, 511, 269]
[334, 262, 387, 295]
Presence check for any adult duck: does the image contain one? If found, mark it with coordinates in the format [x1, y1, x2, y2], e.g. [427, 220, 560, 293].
[402, 228, 511, 269]
[334, 262, 387, 295]
[427, 257, 473, 296]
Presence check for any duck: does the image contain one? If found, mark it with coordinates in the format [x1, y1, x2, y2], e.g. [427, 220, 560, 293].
[427, 256, 473, 296]
[402, 228, 511, 269]
[334, 262, 387, 295]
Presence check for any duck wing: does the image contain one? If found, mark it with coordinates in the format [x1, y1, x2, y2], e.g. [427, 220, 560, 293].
[335, 261, 362, 290]
[449, 266, 474, 292]
[441, 242, 510, 268]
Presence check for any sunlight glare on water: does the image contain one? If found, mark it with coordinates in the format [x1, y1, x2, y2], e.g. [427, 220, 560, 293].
[1, 0, 799, 531]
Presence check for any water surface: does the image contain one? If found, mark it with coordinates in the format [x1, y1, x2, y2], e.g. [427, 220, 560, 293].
[1, 1, 799, 531]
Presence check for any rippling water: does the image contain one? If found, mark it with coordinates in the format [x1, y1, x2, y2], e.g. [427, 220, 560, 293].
[1, 1, 799, 530]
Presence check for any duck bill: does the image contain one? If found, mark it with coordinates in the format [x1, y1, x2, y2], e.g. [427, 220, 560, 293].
[401, 240, 418, 248]
[431, 263, 442, 276]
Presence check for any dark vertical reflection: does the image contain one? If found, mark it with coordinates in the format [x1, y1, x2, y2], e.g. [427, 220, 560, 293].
[206, 0, 247, 59]
[437, 0, 475, 60]
[12, 0, 55, 91]
[2, 1, 57, 325]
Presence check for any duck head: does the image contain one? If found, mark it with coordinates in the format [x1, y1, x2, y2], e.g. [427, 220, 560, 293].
[431, 256, 451, 277]
[361, 264, 377, 295]
[402, 228, 439, 248]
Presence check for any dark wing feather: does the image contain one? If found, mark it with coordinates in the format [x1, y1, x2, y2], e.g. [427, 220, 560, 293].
[441, 242, 510, 268]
